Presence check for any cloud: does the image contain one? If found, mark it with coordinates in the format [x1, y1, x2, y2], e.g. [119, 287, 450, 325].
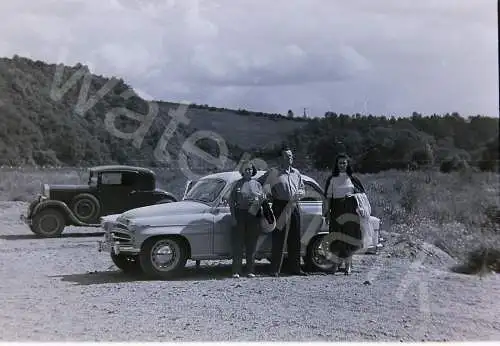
[0, 0, 497, 117]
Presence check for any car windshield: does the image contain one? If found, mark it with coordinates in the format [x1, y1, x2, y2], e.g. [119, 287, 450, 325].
[183, 178, 226, 203]
[88, 171, 97, 186]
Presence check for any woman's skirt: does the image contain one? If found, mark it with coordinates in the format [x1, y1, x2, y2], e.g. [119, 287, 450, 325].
[328, 196, 362, 259]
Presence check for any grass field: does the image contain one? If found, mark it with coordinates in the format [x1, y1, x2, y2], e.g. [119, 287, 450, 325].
[1, 166, 499, 271]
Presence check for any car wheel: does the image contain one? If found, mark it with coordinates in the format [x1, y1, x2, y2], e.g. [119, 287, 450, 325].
[31, 208, 65, 237]
[139, 237, 188, 279]
[304, 234, 337, 272]
[111, 252, 141, 274]
[71, 193, 101, 223]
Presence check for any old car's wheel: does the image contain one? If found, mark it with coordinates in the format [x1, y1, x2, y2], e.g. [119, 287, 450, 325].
[140, 237, 188, 279]
[31, 208, 66, 237]
[71, 193, 100, 223]
[111, 252, 141, 274]
[304, 234, 337, 272]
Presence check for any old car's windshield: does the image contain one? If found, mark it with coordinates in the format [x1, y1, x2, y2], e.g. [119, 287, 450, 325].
[183, 178, 226, 203]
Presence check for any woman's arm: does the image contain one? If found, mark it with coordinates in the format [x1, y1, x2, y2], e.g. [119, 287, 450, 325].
[228, 181, 239, 217]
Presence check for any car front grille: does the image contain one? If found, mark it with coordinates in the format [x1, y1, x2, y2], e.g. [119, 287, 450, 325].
[113, 223, 128, 231]
[111, 230, 132, 244]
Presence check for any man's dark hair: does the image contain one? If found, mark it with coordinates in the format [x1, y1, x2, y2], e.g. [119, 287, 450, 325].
[332, 153, 353, 176]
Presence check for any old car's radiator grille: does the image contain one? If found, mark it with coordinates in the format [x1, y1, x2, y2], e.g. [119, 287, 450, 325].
[111, 231, 132, 243]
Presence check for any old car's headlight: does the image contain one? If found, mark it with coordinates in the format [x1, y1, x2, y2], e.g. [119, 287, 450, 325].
[41, 184, 50, 198]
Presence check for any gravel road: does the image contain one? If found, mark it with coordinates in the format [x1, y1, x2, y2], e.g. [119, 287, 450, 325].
[1, 201, 499, 342]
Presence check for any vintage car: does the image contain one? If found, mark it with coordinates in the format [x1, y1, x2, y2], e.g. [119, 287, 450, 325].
[20, 165, 178, 237]
[98, 170, 381, 279]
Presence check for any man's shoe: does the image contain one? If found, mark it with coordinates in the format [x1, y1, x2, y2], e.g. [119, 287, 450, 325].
[247, 273, 256, 278]
[232, 273, 240, 278]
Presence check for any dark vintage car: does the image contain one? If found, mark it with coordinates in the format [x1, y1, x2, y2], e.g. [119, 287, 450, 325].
[20, 165, 177, 237]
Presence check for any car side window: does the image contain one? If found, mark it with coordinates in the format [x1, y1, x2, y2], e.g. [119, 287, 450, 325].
[121, 172, 138, 187]
[301, 182, 325, 202]
[100, 172, 122, 185]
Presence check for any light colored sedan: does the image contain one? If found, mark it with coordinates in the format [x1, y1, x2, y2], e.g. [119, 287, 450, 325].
[97, 170, 373, 279]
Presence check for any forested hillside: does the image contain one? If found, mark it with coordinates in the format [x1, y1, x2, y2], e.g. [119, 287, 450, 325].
[284, 112, 499, 173]
[0, 55, 306, 168]
[0, 55, 498, 174]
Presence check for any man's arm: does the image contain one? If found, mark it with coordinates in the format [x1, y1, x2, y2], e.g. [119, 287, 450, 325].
[258, 168, 274, 198]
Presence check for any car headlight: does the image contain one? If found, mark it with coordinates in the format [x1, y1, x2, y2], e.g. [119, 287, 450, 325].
[41, 184, 50, 198]
[116, 216, 129, 226]
[128, 221, 149, 233]
[101, 221, 113, 232]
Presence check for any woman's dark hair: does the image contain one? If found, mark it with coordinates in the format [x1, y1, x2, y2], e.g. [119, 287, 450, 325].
[239, 160, 257, 176]
[332, 153, 353, 176]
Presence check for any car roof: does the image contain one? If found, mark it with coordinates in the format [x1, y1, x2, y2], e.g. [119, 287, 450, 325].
[198, 170, 319, 185]
[89, 165, 155, 175]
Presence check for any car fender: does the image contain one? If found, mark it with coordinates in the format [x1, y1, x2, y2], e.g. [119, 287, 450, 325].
[137, 226, 192, 256]
[154, 189, 178, 202]
[32, 200, 100, 227]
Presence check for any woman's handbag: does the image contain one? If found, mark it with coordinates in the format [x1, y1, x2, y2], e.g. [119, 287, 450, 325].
[259, 201, 276, 234]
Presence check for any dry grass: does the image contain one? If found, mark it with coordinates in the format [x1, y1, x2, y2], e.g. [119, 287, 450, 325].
[2, 166, 499, 270]
[0, 167, 87, 201]
[0, 166, 187, 202]
[304, 168, 500, 266]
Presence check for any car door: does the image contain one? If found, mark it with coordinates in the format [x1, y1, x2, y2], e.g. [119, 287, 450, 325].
[98, 171, 136, 215]
[298, 181, 327, 247]
[127, 173, 158, 209]
[212, 182, 235, 257]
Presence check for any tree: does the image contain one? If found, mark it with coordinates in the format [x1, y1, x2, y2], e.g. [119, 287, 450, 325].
[479, 137, 499, 172]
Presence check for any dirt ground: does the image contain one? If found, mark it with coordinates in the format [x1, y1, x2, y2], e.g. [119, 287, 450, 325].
[1, 201, 499, 342]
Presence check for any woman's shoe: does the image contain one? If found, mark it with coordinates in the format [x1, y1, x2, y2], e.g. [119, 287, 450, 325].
[247, 273, 256, 278]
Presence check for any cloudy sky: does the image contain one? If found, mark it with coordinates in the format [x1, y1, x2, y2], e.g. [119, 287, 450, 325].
[0, 0, 498, 117]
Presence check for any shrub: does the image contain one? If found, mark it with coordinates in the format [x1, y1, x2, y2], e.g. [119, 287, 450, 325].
[440, 155, 469, 173]
[452, 247, 500, 275]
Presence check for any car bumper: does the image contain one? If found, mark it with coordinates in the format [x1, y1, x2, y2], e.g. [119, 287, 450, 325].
[20, 213, 31, 225]
[97, 236, 140, 256]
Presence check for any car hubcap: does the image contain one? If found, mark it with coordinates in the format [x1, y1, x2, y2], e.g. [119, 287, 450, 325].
[74, 200, 94, 219]
[39, 215, 60, 234]
[312, 237, 336, 270]
[151, 240, 178, 271]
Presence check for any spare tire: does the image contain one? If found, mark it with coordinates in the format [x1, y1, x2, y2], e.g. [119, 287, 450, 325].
[71, 193, 101, 223]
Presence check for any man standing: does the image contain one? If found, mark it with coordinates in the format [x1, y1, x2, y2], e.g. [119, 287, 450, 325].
[259, 147, 307, 277]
